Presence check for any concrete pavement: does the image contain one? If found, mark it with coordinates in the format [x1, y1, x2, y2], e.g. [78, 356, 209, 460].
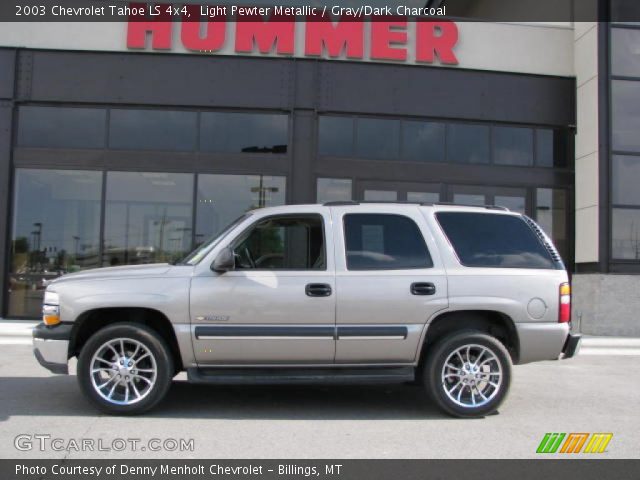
[0, 321, 638, 459]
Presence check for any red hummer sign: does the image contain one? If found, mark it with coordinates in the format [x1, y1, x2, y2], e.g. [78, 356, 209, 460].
[126, 3, 459, 65]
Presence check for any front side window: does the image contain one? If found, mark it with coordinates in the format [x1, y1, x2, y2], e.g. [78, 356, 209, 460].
[436, 212, 555, 269]
[234, 216, 326, 270]
[343, 214, 432, 270]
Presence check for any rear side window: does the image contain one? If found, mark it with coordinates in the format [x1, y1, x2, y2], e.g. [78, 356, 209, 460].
[436, 212, 554, 269]
[344, 214, 433, 270]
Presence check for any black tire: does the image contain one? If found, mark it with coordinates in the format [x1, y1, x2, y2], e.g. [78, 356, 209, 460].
[77, 323, 174, 415]
[423, 331, 512, 418]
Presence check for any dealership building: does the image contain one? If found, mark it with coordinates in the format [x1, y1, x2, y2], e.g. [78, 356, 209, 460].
[0, 3, 638, 335]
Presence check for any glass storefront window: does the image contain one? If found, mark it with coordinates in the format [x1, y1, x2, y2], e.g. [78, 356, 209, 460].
[612, 80, 640, 153]
[447, 123, 490, 164]
[18, 106, 106, 149]
[493, 126, 534, 166]
[536, 188, 568, 263]
[364, 190, 398, 201]
[318, 116, 354, 156]
[612, 208, 640, 260]
[109, 109, 198, 151]
[401, 121, 445, 162]
[8, 169, 103, 317]
[536, 129, 555, 167]
[103, 172, 194, 266]
[355, 118, 400, 160]
[316, 178, 352, 203]
[196, 174, 286, 243]
[407, 191, 440, 203]
[613, 154, 640, 206]
[200, 112, 288, 154]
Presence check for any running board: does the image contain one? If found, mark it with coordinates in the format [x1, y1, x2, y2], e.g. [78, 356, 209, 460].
[187, 366, 415, 385]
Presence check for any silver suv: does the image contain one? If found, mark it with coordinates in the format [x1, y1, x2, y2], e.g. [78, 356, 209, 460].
[32, 203, 581, 417]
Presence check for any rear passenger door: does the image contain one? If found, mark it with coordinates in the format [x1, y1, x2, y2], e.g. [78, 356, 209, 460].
[331, 206, 448, 364]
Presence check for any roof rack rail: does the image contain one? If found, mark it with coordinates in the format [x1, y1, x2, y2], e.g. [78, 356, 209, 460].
[322, 200, 509, 211]
[433, 202, 509, 211]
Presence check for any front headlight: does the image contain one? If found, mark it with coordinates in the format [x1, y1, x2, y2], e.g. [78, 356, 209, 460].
[42, 291, 60, 326]
[44, 291, 59, 305]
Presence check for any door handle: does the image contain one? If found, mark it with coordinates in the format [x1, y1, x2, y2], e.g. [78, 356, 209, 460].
[306, 283, 332, 297]
[411, 282, 436, 296]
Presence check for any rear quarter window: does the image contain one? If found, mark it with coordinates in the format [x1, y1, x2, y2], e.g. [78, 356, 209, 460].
[436, 212, 555, 269]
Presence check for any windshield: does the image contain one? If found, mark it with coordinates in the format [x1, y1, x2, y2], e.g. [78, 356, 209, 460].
[178, 213, 251, 266]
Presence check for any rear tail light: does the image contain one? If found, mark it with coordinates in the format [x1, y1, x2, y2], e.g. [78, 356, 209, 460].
[559, 283, 571, 323]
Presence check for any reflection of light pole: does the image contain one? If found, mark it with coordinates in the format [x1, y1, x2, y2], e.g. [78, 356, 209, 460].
[73, 236, 80, 263]
[251, 176, 279, 208]
[33, 223, 42, 252]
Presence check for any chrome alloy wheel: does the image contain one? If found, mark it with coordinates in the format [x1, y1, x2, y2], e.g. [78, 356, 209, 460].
[441, 343, 503, 408]
[89, 338, 157, 406]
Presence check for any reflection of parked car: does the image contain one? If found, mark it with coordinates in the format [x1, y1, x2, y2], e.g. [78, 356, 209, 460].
[33, 203, 580, 417]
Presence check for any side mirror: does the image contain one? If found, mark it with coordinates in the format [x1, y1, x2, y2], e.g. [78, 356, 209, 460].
[211, 247, 235, 273]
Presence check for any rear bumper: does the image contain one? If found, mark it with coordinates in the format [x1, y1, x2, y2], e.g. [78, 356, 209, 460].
[561, 333, 582, 359]
[32, 323, 71, 374]
[515, 322, 570, 364]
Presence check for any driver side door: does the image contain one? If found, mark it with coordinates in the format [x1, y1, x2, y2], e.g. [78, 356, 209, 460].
[190, 210, 336, 365]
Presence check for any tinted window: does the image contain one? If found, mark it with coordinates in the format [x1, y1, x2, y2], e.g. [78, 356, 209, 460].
[447, 124, 490, 164]
[612, 155, 640, 205]
[200, 112, 288, 153]
[612, 27, 640, 77]
[536, 129, 555, 167]
[536, 188, 568, 263]
[344, 214, 432, 270]
[109, 109, 197, 151]
[436, 212, 554, 269]
[612, 80, 640, 152]
[493, 126, 533, 166]
[612, 208, 640, 259]
[318, 116, 354, 156]
[402, 121, 445, 162]
[235, 216, 325, 270]
[18, 106, 106, 148]
[356, 118, 400, 160]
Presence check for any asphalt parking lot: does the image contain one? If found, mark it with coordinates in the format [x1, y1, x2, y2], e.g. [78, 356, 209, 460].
[0, 332, 638, 459]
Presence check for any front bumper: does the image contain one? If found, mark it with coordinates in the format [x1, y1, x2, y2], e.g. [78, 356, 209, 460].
[32, 322, 72, 374]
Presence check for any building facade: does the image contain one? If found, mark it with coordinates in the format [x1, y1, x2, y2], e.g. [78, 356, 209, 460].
[0, 5, 638, 335]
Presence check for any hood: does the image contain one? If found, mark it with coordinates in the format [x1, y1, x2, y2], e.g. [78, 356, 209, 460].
[50, 263, 174, 285]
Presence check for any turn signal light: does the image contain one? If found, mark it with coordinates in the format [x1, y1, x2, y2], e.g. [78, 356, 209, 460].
[559, 283, 571, 323]
[42, 305, 61, 326]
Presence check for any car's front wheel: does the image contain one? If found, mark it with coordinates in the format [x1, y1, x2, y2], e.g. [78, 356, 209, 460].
[77, 323, 173, 415]
[424, 331, 512, 418]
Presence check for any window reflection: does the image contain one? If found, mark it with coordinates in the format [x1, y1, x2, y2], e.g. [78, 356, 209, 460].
[493, 126, 534, 166]
[103, 172, 194, 266]
[200, 112, 288, 153]
[316, 178, 352, 203]
[356, 118, 400, 160]
[612, 80, 640, 152]
[196, 174, 286, 243]
[402, 121, 445, 163]
[613, 155, 640, 205]
[18, 106, 106, 149]
[109, 109, 197, 151]
[9, 169, 102, 317]
[447, 124, 490, 164]
[612, 208, 640, 260]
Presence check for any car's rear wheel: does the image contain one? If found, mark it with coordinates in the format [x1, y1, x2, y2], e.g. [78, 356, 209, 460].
[424, 331, 512, 418]
[77, 323, 173, 415]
